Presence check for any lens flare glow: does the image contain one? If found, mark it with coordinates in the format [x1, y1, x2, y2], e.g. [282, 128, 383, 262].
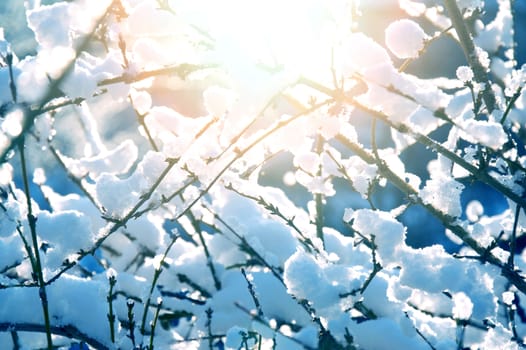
[172, 0, 355, 78]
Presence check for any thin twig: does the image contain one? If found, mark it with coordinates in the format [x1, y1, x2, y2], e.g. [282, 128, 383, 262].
[148, 298, 163, 350]
[106, 274, 117, 344]
[336, 134, 526, 294]
[508, 204, 521, 268]
[500, 87, 523, 124]
[443, 0, 496, 113]
[172, 99, 334, 224]
[19, 141, 53, 349]
[97, 63, 217, 86]
[299, 77, 526, 209]
[224, 184, 319, 254]
[0, 1, 115, 162]
[140, 233, 179, 336]
[241, 268, 264, 317]
[0, 322, 110, 350]
[181, 194, 221, 290]
[314, 134, 325, 248]
[47, 158, 178, 285]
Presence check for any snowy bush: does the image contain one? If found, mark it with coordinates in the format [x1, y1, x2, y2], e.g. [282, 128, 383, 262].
[1, 0, 526, 349]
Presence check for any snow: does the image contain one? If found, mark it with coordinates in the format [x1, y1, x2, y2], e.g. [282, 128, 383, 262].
[37, 209, 96, 271]
[27, 2, 71, 49]
[502, 291, 515, 305]
[474, 325, 519, 350]
[1, 108, 24, 137]
[456, 65, 474, 82]
[451, 291, 474, 320]
[63, 139, 138, 178]
[475, 46, 491, 70]
[225, 326, 253, 349]
[475, 0, 513, 53]
[203, 270, 254, 333]
[350, 209, 406, 266]
[456, 0, 485, 11]
[203, 86, 237, 117]
[342, 156, 378, 198]
[293, 325, 319, 348]
[505, 64, 526, 98]
[293, 151, 320, 175]
[1, 0, 526, 349]
[0, 274, 112, 347]
[252, 271, 311, 325]
[33, 114, 56, 146]
[284, 250, 341, 309]
[130, 89, 152, 115]
[122, 214, 165, 252]
[0, 235, 24, 271]
[61, 60, 98, 98]
[466, 200, 484, 222]
[95, 172, 142, 217]
[420, 176, 464, 218]
[131, 38, 178, 69]
[343, 32, 392, 75]
[348, 317, 428, 349]
[126, 1, 183, 37]
[461, 119, 508, 150]
[399, 0, 427, 16]
[385, 19, 428, 59]
[15, 58, 54, 102]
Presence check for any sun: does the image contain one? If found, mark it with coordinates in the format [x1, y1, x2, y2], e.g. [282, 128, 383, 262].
[172, 0, 355, 80]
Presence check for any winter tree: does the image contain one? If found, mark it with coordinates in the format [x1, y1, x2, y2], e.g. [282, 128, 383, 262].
[1, 0, 526, 349]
